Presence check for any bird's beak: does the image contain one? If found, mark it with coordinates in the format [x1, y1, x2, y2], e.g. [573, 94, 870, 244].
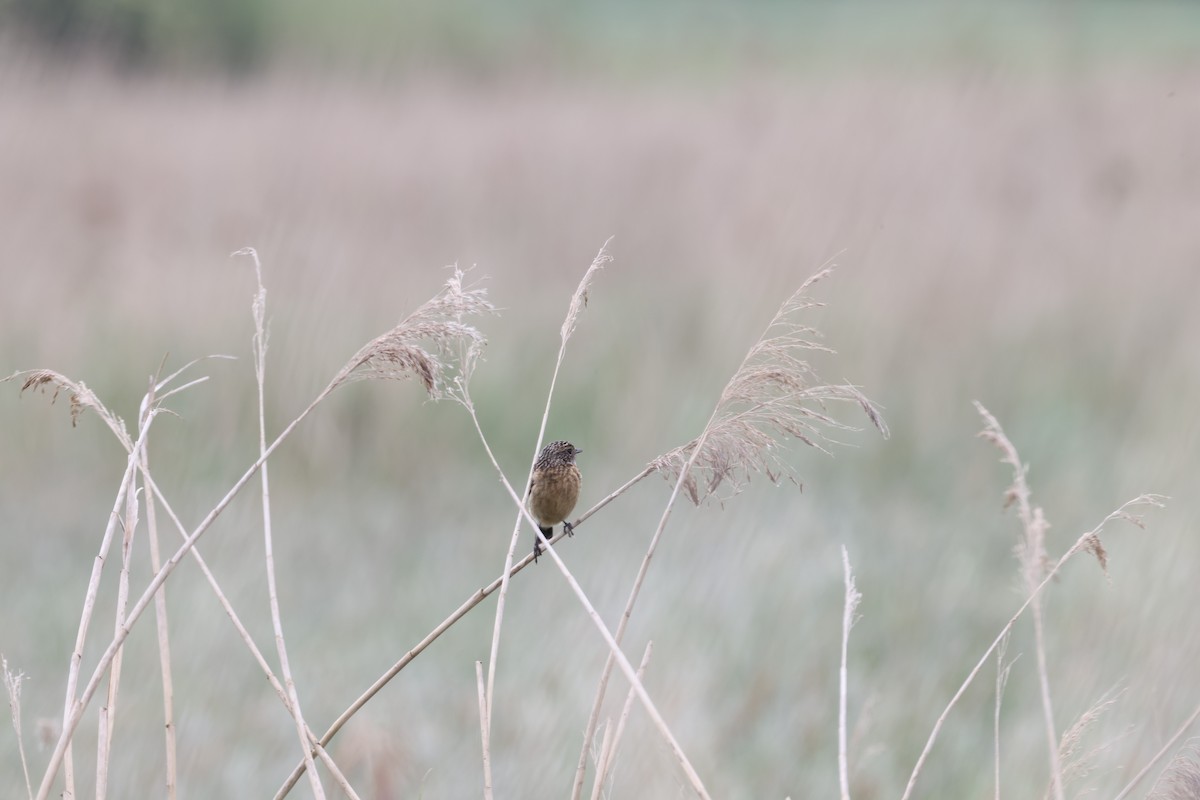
[575, 448, 583, 455]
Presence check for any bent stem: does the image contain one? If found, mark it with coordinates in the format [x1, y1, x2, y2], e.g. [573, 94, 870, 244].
[37, 361, 349, 800]
[139, 469, 359, 797]
[55, 393, 152, 800]
[241, 249, 327, 800]
[484, 240, 611, 738]
[975, 401, 1064, 800]
[96, 408, 148, 800]
[58, 471, 132, 799]
[529, 515, 710, 798]
[1112, 699, 1200, 800]
[570, 422, 717, 800]
[589, 641, 654, 800]
[472, 418, 712, 799]
[461, 387, 711, 799]
[571, 267, 871, 799]
[27, 265, 485, 800]
[900, 494, 1164, 800]
[75, 359, 355, 796]
[273, 468, 653, 799]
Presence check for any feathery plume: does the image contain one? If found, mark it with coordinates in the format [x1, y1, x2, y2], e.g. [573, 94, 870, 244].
[651, 269, 887, 505]
[329, 266, 496, 399]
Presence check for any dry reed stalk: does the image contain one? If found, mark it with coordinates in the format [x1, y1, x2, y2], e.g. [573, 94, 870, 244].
[96, 420, 144, 800]
[569, 415, 719, 800]
[11, 369, 203, 799]
[278, 264, 868, 798]
[1114, 715, 1200, 799]
[900, 492, 1164, 800]
[4, 369, 132, 449]
[9, 363, 212, 800]
[1142, 743, 1200, 800]
[128, 360, 180, 798]
[975, 401, 1065, 800]
[993, 633, 1014, 800]
[589, 641, 653, 800]
[41, 354, 354, 796]
[449, 357, 711, 796]
[592, 724, 613, 799]
[238, 248, 328, 800]
[572, 267, 887, 799]
[7, 370, 150, 800]
[839, 546, 861, 800]
[326, 263, 495, 398]
[17, 363, 358, 798]
[475, 661, 494, 800]
[483, 240, 611, 738]
[1049, 688, 1124, 797]
[272, 477, 646, 799]
[476, 431, 712, 800]
[272, 541, 561, 797]
[141, 441, 177, 800]
[28, 265, 489, 800]
[3, 657, 33, 800]
[6, 369, 177, 800]
[649, 268, 887, 506]
[99, 375, 170, 797]
[136, 470, 360, 798]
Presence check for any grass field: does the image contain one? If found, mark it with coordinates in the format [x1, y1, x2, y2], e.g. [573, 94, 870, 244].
[2, 9, 1200, 798]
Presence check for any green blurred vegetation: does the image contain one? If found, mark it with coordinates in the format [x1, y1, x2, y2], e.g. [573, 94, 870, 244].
[6, 0, 1200, 75]
[4, 0, 267, 70]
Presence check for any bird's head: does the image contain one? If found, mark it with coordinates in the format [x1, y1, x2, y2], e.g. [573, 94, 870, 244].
[539, 440, 582, 467]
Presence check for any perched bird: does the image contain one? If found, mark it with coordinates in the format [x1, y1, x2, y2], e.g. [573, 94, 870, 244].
[528, 440, 583, 562]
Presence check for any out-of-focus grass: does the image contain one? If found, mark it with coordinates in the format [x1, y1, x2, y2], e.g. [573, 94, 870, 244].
[2, 26, 1200, 798]
[9, 1, 1200, 78]
[183, 0, 1200, 77]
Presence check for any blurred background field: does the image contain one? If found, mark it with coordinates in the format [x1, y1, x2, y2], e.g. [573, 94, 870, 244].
[2, 1, 1199, 797]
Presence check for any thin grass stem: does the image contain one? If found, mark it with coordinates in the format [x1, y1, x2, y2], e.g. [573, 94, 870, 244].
[272, 468, 649, 799]
[572, 267, 852, 799]
[466, 403, 711, 798]
[900, 494, 1164, 800]
[141, 446, 177, 800]
[475, 661, 494, 800]
[3, 658, 33, 800]
[839, 546, 861, 800]
[484, 240, 611, 743]
[1112, 703, 1200, 800]
[993, 634, 1013, 800]
[975, 401, 1065, 800]
[96, 429, 143, 800]
[240, 248, 327, 800]
[589, 641, 653, 800]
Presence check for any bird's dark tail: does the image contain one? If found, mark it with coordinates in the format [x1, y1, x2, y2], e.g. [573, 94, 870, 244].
[533, 526, 552, 563]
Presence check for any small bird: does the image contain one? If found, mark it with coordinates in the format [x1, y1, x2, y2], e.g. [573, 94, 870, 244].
[528, 440, 583, 562]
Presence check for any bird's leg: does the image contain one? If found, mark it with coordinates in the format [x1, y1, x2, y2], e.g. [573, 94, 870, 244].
[563, 521, 575, 537]
[533, 525, 552, 563]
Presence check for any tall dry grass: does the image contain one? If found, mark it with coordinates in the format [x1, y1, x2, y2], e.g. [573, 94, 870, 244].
[3, 63, 1200, 798]
[5, 247, 889, 798]
[5, 244, 1188, 799]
